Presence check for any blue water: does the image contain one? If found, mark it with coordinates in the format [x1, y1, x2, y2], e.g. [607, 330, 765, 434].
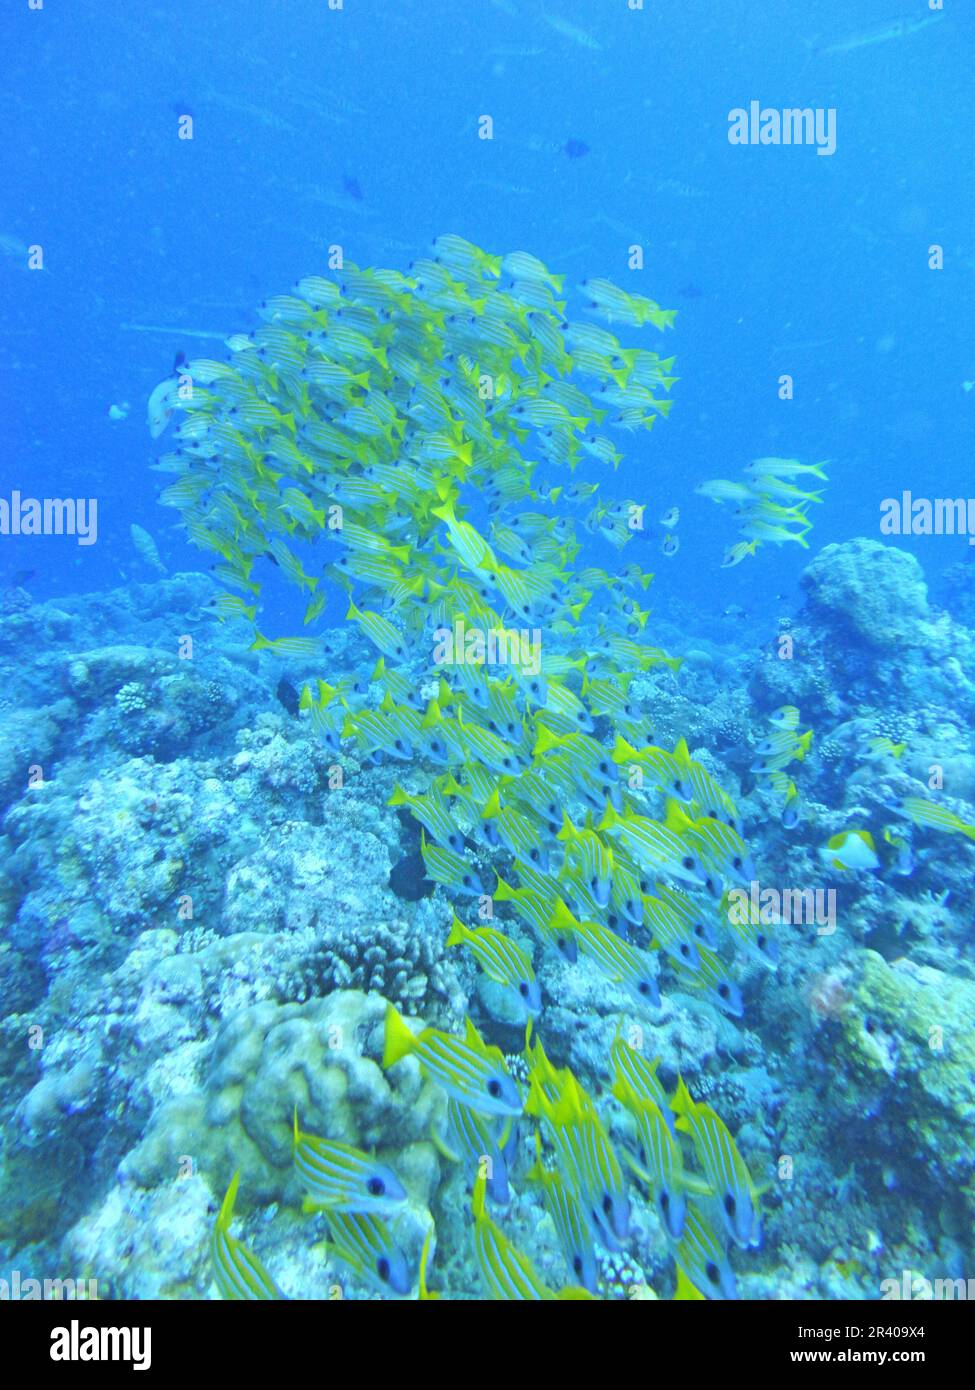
[3, 0, 972, 617]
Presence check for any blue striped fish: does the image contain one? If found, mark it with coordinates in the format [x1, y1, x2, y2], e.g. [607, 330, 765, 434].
[526, 1135, 599, 1293]
[211, 1172, 283, 1300]
[319, 1210, 411, 1296]
[293, 1116, 407, 1215]
[672, 1079, 762, 1249]
[383, 1005, 523, 1117]
[471, 1173, 594, 1300]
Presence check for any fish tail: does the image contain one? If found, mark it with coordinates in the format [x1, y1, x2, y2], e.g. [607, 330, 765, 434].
[446, 913, 467, 947]
[492, 874, 516, 901]
[669, 1074, 695, 1119]
[217, 1171, 241, 1231]
[382, 1002, 417, 1069]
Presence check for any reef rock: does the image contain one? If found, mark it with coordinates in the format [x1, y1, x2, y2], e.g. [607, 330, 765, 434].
[800, 539, 930, 649]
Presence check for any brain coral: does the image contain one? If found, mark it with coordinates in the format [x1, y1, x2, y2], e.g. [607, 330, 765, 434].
[120, 989, 442, 1208]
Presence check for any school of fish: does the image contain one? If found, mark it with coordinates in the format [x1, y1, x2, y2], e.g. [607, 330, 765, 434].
[147, 235, 782, 1299]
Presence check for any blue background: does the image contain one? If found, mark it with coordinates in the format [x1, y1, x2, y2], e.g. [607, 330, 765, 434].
[1, 0, 972, 626]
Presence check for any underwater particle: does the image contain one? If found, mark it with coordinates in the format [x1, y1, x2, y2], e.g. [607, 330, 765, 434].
[275, 678, 300, 717]
[108, 402, 130, 420]
[342, 174, 364, 201]
[388, 851, 433, 902]
[562, 138, 589, 159]
[661, 532, 679, 557]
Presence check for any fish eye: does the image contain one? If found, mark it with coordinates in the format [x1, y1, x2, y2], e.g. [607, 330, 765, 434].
[680, 944, 690, 959]
[377, 1256, 391, 1283]
[462, 875, 473, 888]
[608, 913, 619, 929]
[757, 934, 767, 949]
[724, 1193, 737, 1217]
[530, 849, 540, 862]
[733, 857, 742, 870]
[487, 1079, 502, 1099]
[367, 1176, 386, 1196]
[573, 1255, 583, 1275]
[718, 983, 730, 1000]
[674, 779, 684, 793]
[519, 981, 529, 997]
[706, 1261, 720, 1286]
[682, 856, 695, 870]
[660, 1191, 670, 1213]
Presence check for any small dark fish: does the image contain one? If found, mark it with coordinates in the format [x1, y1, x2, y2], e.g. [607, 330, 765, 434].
[7, 569, 36, 589]
[276, 678, 300, 717]
[389, 851, 433, 902]
[343, 175, 364, 201]
[563, 138, 589, 159]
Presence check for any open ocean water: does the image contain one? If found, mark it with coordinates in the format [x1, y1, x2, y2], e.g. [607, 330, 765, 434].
[2, 0, 975, 1346]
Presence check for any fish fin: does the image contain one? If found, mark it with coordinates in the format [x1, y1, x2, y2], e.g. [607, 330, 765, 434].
[492, 874, 515, 901]
[669, 1074, 695, 1118]
[430, 1123, 461, 1165]
[382, 1003, 418, 1069]
[446, 914, 467, 948]
[217, 1171, 241, 1231]
[471, 1168, 488, 1222]
[672, 736, 691, 764]
[674, 1266, 706, 1300]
